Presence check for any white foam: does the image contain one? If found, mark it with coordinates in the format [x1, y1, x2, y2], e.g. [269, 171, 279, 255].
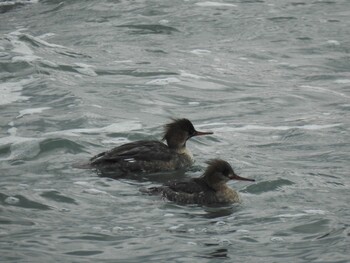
[334, 79, 350, 84]
[214, 123, 341, 132]
[45, 121, 142, 137]
[300, 85, 350, 99]
[275, 213, 307, 218]
[22, 33, 66, 49]
[9, 36, 33, 55]
[179, 70, 203, 79]
[112, 226, 124, 232]
[164, 213, 174, 217]
[38, 33, 56, 39]
[4, 196, 20, 205]
[138, 98, 178, 107]
[159, 19, 169, 24]
[124, 158, 136, 163]
[276, 209, 328, 218]
[0, 134, 34, 148]
[6, 30, 42, 62]
[12, 55, 41, 62]
[17, 107, 51, 118]
[146, 77, 181, 85]
[0, 0, 38, 6]
[190, 49, 211, 55]
[169, 224, 184, 230]
[271, 237, 284, 242]
[113, 60, 133, 63]
[0, 79, 31, 105]
[215, 220, 226, 226]
[195, 1, 236, 7]
[74, 63, 97, 76]
[7, 139, 41, 160]
[8, 126, 17, 136]
[92, 104, 103, 108]
[326, 40, 340, 46]
[101, 138, 130, 144]
[304, 209, 327, 215]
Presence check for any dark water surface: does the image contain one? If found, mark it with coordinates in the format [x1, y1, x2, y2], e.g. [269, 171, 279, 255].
[1, 0, 349, 262]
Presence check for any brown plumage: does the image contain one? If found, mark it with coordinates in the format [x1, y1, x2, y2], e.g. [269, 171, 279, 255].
[144, 159, 255, 205]
[87, 118, 213, 178]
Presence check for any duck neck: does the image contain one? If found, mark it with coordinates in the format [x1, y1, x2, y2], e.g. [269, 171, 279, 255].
[202, 174, 227, 192]
[209, 181, 227, 192]
[174, 145, 193, 160]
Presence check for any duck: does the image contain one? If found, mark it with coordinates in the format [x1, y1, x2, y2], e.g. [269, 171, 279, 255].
[143, 159, 255, 205]
[88, 118, 213, 177]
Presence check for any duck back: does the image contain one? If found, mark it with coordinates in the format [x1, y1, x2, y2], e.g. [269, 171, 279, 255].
[90, 140, 193, 177]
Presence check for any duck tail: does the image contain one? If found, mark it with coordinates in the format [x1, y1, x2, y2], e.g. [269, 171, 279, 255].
[139, 186, 163, 195]
[72, 160, 93, 169]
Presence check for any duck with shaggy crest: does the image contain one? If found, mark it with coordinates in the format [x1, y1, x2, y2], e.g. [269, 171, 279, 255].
[144, 159, 255, 205]
[87, 118, 213, 177]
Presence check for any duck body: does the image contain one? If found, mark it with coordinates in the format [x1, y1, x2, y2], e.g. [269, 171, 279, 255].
[145, 159, 255, 205]
[88, 119, 213, 177]
[90, 140, 193, 175]
[151, 177, 241, 205]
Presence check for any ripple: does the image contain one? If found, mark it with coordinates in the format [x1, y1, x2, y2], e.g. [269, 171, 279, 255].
[267, 16, 297, 22]
[64, 250, 103, 256]
[195, 2, 236, 7]
[94, 68, 178, 77]
[39, 138, 85, 154]
[60, 232, 115, 241]
[290, 219, 330, 234]
[146, 77, 181, 85]
[82, 188, 108, 195]
[16, 107, 51, 118]
[244, 179, 295, 194]
[40, 190, 78, 205]
[4, 196, 20, 205]
[45, 121, 142, 137]
[0, 1, 38, 13]
[0, 79, 31, 105]
[18, 33, 66, 49]
[117, 24, 179, 35]
[7, 139, 41, 161]
[199, 248, 229, 259]
[0, 193, 51, 210]
[0, 216, 35, 226]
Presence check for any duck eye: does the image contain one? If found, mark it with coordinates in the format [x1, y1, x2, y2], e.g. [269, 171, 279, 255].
[222, 168, 230, 176]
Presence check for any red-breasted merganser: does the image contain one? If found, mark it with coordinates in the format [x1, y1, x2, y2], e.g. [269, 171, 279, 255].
[144, 159, 255, 205]
[88, 118, 213, 177]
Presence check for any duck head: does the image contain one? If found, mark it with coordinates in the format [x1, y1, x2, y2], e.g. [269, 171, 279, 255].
[203, 159, 255, 188]
[163, 118, 213, 149]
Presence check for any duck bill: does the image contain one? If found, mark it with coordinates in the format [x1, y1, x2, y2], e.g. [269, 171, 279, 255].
[230, 174, 255, 182]
[193, 130, 213, 136]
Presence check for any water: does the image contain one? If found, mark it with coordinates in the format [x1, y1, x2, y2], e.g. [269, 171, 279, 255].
[1, 0, 349, 262]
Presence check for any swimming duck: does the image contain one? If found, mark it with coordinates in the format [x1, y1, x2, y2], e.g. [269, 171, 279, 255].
[89, 118, 213, 177]
[144, 159, 255, 205]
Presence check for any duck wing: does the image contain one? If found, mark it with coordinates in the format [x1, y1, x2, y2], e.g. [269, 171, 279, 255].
[90, 140, 173, 164]
[165, 178, 212, 194]
[159, 178, 216, 204]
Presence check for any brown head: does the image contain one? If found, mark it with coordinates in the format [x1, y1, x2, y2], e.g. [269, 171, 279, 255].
[203, 159, 255, 189]
[163, 118, 213, 149]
